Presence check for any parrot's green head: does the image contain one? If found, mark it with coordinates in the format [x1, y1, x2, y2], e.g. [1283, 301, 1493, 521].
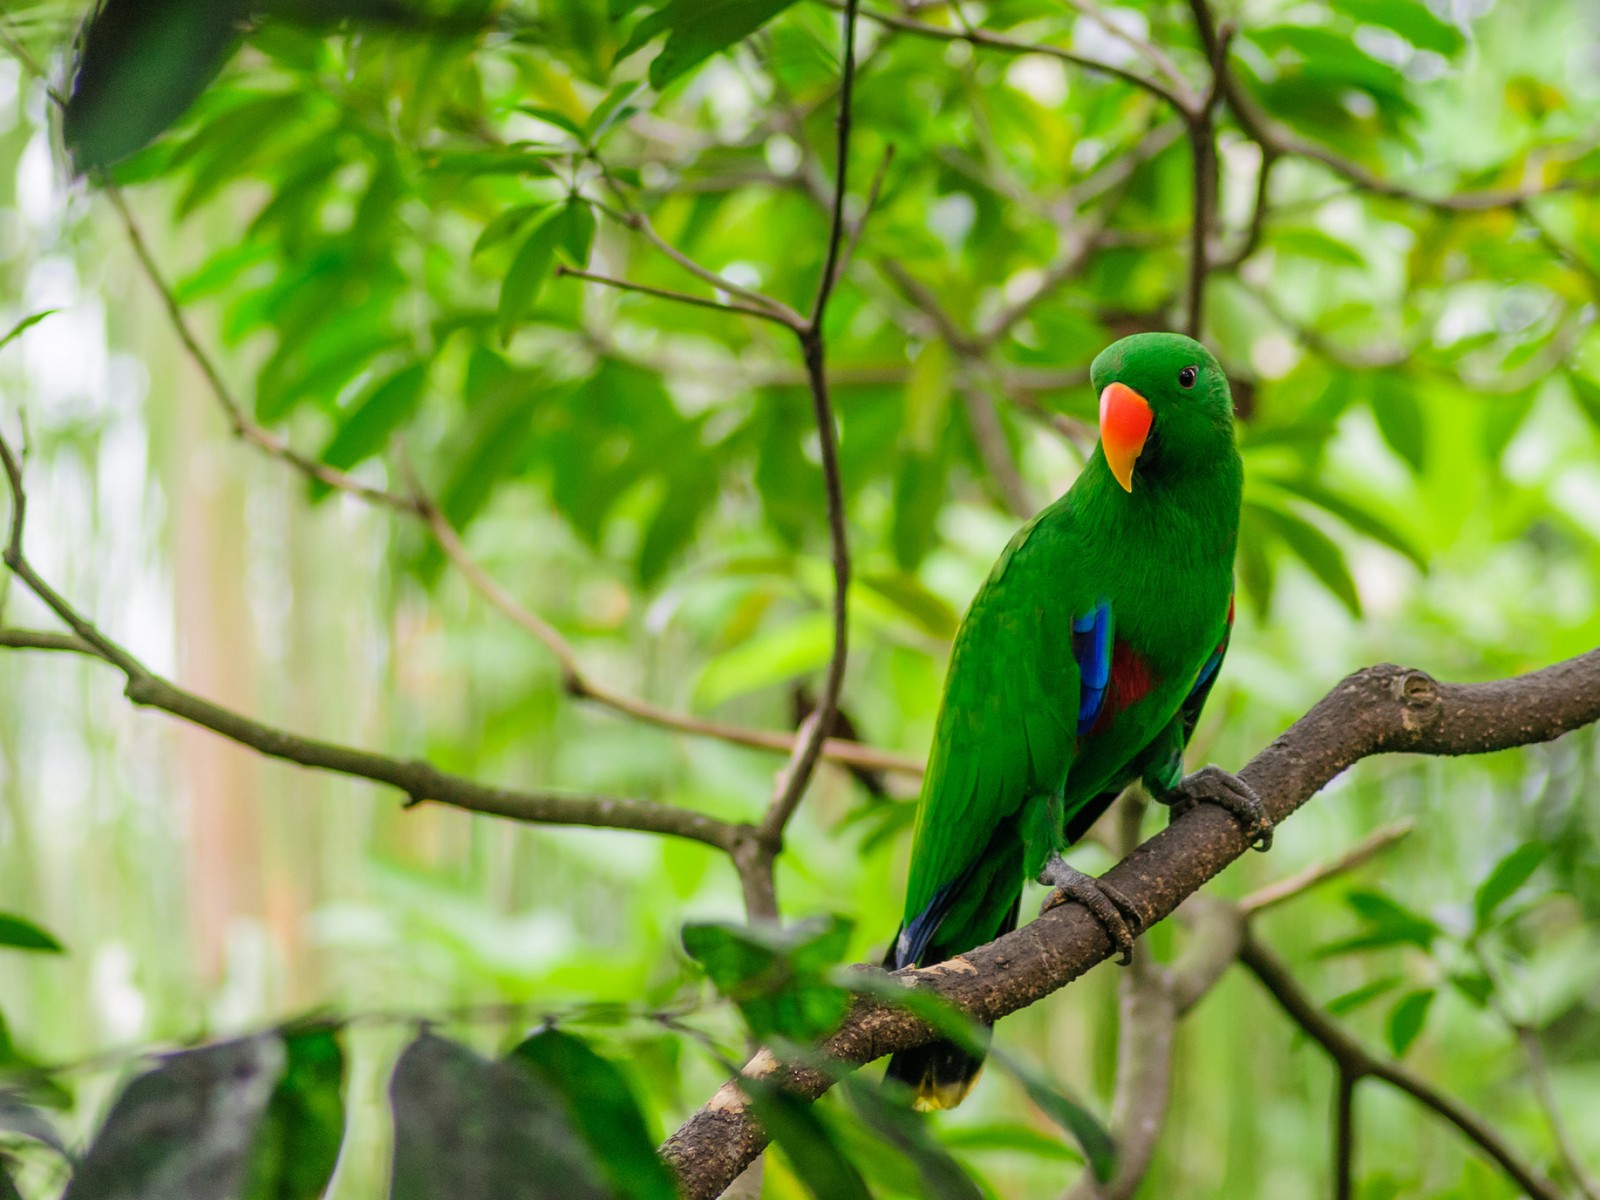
[1088, 332, 1235, 493]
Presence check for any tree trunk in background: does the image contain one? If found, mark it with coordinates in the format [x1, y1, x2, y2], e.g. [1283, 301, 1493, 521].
[175, 355, 262, 986]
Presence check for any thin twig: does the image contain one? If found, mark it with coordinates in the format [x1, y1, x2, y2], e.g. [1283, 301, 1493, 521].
[758, 0, 861, 856]
[1182, 18, 1233, 339]
[554, 264, 799, 327]
[1240, 819, 1416, 915]
[416, 489, 919, 776]
[102, 188, 423, 515]
[837, 0, 1194, 115]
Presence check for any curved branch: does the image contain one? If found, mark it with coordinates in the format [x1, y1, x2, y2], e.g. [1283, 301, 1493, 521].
[1240, 933, 1561, 1200]
[661, 650, 1600, 1198]
[0, 433, 740, 853]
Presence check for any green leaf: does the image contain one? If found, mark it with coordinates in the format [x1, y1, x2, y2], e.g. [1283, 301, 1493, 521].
[1386, 988, 1435, 1057]
[1271, 227, 1367, 268]
[620, 0, 805, 89]
[1565, 371, 1600, 435]
[63, 0, 248, 173]
[388, 1033, 610, 1200]
[1319, 888, 1440, 956]
[1367, 375, 1427, 473]
[837, 1075, 983, 1200]
[844, 975, 1116, 1181]
[64, 1035, 287, 1200]
[517, 105, 585, 139]
[473, 204, 551, 258]
[242, 1024, 345, 1200]
[0, 311, 59, 357]
[1448, 971, 1494, 1008]
[681, 916, 853, 1042]
[694, 611, 835, 708]
[939, 1122, 1083, 1161]
[1473, 843, 1548, 931]
[507, 1029, 677, 1200]
[1337, 0, 1465, 56]
[498, 211, 570, 340]
[1267, 477, 1427, 569]
[1325, 976, 1402, 1016]
[315, 361, 429, 485]
[0, 915, 64, 955]
[1246, 503, 1362, 617]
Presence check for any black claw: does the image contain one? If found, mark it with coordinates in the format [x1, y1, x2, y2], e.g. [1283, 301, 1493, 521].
[1166, 765, 1274, 852]
[1038, 855, 1143, 965]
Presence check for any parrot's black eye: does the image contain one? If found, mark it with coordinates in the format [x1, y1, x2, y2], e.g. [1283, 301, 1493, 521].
[1178, 365, 1198, 389]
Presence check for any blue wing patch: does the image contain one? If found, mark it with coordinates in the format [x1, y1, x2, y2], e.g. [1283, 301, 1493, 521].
[1188, 643, 1224, 702]
[895, 880, 958, 968]
[1071, 601, 1112, 735]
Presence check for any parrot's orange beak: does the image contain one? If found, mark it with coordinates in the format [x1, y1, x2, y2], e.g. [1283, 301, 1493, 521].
[1099, 382, 1152, 493]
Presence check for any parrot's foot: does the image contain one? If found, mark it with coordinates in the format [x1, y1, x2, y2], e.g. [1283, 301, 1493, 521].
[1163, 766, 1273, 852]
[1038, 855, 1142, 965]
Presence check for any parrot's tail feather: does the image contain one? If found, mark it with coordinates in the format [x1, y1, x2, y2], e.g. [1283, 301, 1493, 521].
[885, 1033, 990, 1111]
[882, 890, 1020, 1112]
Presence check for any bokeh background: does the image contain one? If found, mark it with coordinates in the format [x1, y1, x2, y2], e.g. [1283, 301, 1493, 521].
[0, 0, 1598, 1196]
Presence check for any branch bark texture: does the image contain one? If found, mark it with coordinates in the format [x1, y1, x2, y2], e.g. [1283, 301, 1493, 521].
[661, 650, 1600, 1198]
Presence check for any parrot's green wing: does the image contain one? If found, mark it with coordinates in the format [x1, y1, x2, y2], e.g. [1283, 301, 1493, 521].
[896, 507, 1085, 965]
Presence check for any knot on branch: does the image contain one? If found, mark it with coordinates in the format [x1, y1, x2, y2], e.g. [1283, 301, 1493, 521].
[123, 676, 159, 706]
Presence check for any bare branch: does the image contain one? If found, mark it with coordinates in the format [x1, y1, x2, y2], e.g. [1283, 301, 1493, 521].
[1182, 18, 1233, 339]
[1239, 819, 1415, 915]
[662, 651, 1600, 1197]
[0, 427, 740, 852]
[1240, 933, 1562, 1200]
[418, 491, 920, 776]
[102, 188, 424, 515]
[554, 264, 799, 327]
[839, 1, 1194, 115]
[757, 0, 861, 853]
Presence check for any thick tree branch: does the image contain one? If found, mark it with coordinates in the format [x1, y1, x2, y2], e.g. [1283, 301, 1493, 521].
[662, 650, 1600, 1198]
[0, 429, 740, 852]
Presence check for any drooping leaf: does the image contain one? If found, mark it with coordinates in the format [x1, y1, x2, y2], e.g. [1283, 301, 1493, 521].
[65, 1036, 287, 1200]
[681, 916, 853, 1043]
[64, 0, 249, 173]
[1319, 889, 1440, 956]
[1386, 989, 1435, 1057]
[1473, 843, 1548, 931]
[619, 0, 805, 89]
[0, 916, 64, 956]
[1324, 976, 1402, 1016]
[388, 1032, 610, 1200]
[1246, 503, 1362, 617]
[506, 1029, 677, 1200]
[242, 1024, 345, 1200]
[498, 210, 571, 339]
[1367, 375, 1427, 473]
[837, 1075, 983, 1200]
[739, 1074, 871, 1200]
[0, 312, 60, 356]
[1337, 0, 1465, 56]
[314, 360, 429, 488]
[0, 1091, 72, 1159]
[844, 974, 1116, 1182]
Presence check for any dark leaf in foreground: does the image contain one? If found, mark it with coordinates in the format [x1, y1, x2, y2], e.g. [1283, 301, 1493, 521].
[64, 1035, 285, 1200]
[388, 1032, 610, 1200]
[64, 0, 249, 172]
[241, 1024, 345, 1200]
[507, 1028, 677, 1200]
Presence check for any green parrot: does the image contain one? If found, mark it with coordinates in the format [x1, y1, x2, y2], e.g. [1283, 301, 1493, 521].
[885, 332, 1271, 1111]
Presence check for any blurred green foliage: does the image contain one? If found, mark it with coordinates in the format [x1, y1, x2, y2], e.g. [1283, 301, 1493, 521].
[0, 0, 1596, 1196]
